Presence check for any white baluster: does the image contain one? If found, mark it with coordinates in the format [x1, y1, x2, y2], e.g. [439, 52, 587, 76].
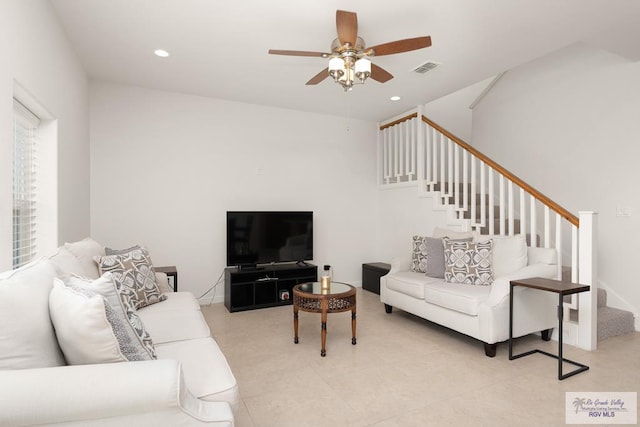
[499, 175, 505, 235]
[508, 181, 514, 236]
[432, 126, 438, 188]
[544, 206, 550, 248]
[463, 151, 469, 218]
[422, 121, 429, 186]
[383, 128, 390, 184]
[394, 125, 400, 181]
[480, 162, 486, 228]
[488, 168, 495, 235]
[555, 213, 562, 280]
[440, 132, 446, 196]
[571, 224, 578, 283]
[447, 138, 453, 200]
[454, 143, 460, 209]
[471, 155, 477, 226]
[530, 195, 537, 247]
[519, 188, 526, 237]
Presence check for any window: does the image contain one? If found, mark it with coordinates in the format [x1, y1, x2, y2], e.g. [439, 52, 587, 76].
[13, 99, 40, 268]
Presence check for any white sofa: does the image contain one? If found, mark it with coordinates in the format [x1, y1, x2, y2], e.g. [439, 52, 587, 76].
[0, 238, 237, 426]
[380, 231, 560, 357]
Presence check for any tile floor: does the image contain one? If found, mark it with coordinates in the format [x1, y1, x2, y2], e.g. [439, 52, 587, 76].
[201, 288, 640, 427]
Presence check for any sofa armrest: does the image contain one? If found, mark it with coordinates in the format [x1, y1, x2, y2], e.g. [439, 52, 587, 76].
[389, 255, 411, 274]
[0, 359, 234, 426]
[485, 263, 557, 307]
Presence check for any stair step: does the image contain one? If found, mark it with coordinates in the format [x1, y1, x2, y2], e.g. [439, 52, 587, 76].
[569, 304, 635, 341]
[597, 306, 635, 341]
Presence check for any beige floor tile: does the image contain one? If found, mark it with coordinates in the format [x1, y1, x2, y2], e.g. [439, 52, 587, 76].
[202, 288, 640, 427]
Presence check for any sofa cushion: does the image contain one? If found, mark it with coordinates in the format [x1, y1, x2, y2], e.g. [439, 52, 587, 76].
[68, 273, 157, 361]
[443, 238, 494, 286]
[138, 309, 211, 344]
[49, 247, 88, 280]
[154, 337, 238, 407]
[0, 260, 66, 369]
[385, 271, 442, 299]
[142, 291, 201, 312]
[63, 238, 105, 279]
[423, 280, 491, 316]
[477, 234, 528, 278]
[95, 246, 167, 309]
[49, 278, 155, 364]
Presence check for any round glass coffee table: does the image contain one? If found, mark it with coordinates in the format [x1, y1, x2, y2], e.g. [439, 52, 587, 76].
[292, 282, 356, 357]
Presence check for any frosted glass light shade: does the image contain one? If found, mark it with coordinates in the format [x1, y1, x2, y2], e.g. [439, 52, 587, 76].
[355, 58, 371, 74]
[329, 57, 345, 72]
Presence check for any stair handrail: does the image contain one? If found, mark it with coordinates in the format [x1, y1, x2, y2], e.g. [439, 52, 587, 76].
[381, 113, 579, 227]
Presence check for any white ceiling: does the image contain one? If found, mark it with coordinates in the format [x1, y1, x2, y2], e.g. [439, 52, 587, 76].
[50, 0, 640, 122]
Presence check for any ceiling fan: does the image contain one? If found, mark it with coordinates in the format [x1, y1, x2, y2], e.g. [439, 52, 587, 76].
[268, 10, 432, 91]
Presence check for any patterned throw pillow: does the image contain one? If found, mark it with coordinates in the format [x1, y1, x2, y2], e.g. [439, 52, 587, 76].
[95, 247, 166, 310]
[411, 235, 473, 277]
[411, 236, 430, 273]
[443, 238, 494, 286]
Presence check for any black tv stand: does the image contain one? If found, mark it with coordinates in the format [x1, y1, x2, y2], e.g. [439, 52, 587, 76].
[225, 263, 317, 312]
[296, 260, 310, 267]
[237, 264, 264, 271]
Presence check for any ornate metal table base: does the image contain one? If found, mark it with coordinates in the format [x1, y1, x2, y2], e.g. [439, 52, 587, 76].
[293, 282, 356, 357]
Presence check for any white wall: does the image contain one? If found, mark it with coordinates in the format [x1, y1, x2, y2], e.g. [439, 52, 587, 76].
[89, 82, 378, 301]
[472, 43, 640, 317]
[0, 0, 90, 270]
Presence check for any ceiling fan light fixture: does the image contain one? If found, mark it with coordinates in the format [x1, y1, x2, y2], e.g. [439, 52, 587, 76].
[355, 58, 371, 82]
[329, 57, 345, 81]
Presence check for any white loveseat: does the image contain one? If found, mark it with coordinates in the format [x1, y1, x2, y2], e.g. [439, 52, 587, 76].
[380, 231, 560, 357]
[0, 238, 237, 426]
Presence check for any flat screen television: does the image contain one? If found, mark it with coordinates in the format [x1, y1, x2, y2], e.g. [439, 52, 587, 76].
[226, 211, 313, 267]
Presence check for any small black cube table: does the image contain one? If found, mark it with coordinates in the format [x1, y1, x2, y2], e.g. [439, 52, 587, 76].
[509, 277, 590, 380]
[362, 263, 390, 295]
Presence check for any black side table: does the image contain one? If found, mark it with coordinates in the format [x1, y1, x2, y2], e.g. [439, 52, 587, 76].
[362, 263, 391, 295]
[509, 277, 590, 380]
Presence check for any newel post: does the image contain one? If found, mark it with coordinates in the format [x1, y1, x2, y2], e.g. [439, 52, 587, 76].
[416, 105, 425, 187]
[577, 211, 598, 351]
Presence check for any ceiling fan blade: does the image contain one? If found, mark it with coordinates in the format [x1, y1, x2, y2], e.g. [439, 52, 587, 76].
[370, 64, 394, 83]
[306, 68, 329, 85]
[368, 36, 432, 56]
[268, 49, 329, 57]
[336, 10, 358, 47]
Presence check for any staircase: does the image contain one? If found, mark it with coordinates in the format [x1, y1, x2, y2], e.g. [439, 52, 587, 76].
[378, 107, 637, 349]
[452, 182, 636, 342]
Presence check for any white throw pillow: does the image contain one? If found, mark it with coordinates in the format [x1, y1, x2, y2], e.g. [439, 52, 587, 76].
[0, 260, 66, 369]
[432, 226, 479, 241]
[51, 274, 157, 365]
[49, 279, 128, 365]
[477, 234, 528, 278]
[49, 247, 88, 280]
[63, 238, 105, 279]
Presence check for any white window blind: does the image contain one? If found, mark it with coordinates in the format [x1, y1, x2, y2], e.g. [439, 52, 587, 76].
[13, 99, 40, 269]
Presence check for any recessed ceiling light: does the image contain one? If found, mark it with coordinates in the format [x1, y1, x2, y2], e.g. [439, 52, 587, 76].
[154, 49, 170, 58]
[390, 96, 401, 101]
